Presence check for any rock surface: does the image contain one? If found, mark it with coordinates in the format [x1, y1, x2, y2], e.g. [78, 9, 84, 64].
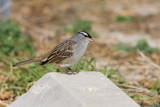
[9, 72, 140, 107]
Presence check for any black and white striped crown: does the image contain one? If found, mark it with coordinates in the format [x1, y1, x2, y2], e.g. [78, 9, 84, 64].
[78, 31, 92, 38]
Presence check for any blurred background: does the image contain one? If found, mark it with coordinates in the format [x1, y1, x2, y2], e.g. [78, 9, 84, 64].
[0, 0, 160, 106]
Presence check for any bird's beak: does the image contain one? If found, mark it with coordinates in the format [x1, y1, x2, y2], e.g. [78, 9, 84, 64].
[89, 38, 94, 42]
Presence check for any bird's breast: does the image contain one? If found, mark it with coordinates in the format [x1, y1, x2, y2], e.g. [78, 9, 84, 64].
[71, 42, 88, 63]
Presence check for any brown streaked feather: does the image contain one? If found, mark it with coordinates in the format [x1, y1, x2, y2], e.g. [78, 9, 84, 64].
[40, 40, 76, 65]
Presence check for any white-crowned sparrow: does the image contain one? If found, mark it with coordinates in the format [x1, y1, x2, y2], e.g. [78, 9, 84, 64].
[13, 31, 93, 74]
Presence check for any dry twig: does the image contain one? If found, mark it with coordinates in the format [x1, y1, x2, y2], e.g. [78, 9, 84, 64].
[0, 91, 12, 100]
[138, 50, 160, 70]
[116, 83, 160, 101]
[0, 100, 9, 106]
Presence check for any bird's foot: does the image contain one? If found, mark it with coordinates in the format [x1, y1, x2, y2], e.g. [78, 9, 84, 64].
[63, 70, 79, 75]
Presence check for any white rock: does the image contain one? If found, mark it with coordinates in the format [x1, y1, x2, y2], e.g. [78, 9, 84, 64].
[9, 72, 140, 107]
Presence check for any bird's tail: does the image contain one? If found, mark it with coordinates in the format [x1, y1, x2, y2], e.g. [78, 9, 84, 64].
[13, 58, 37, 67]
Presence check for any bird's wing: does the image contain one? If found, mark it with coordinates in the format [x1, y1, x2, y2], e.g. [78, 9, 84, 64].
[40, 40, 76, 65]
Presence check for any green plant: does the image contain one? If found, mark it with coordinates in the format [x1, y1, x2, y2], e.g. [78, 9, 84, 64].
[115, 39, 160, 54]
[0, 20, 35, 56]
[64, 19, 99, 38]
[0, 20, 37, 96]
[151, 103, 160, 107]
[115, 42, 134, 52]
[100, 65, 119, 79]
[116, 15, 135, 22]
[74, 58, 97, 71]
[135, 39, 155, 53]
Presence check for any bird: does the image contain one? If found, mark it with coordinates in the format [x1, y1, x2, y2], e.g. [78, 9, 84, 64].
[13, 31, 94, 74]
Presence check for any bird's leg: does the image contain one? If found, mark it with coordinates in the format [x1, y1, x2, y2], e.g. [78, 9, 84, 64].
[67, 67, 79, 75]
[57, 64, 66, 72]
[57, 64, 78, 75]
